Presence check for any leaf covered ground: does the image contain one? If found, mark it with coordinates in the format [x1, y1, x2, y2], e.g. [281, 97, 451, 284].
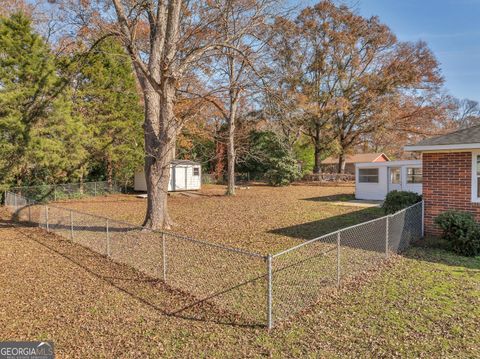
[1, 185, 479, 357]
[54, 184, 383, 254]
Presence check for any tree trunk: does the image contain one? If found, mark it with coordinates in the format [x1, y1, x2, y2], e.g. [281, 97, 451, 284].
[312, 122, 323, 174]
[226, 99, 238, 195]
[338, 152, 346, 174]
[313, 145, 322, 174]
[142, 80, 176, 230]
[106, 155, 113, 191]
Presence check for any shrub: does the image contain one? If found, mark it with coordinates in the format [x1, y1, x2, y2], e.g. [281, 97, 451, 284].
[435, 211, 480, 257]
[382, 191, 422, 214]
[264, 156, 301, 186]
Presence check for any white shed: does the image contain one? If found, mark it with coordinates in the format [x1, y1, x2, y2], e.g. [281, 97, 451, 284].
[355, 160, 422, 201]
[134, 160, 202, 192]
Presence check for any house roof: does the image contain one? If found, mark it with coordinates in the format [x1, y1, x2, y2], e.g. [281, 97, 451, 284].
[322, 153, 389, 165]
[404, 125, 480, 152]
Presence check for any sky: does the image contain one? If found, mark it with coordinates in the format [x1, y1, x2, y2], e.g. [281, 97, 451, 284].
[297, 0, 480, 102]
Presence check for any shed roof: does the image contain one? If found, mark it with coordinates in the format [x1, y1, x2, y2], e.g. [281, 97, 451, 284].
[405, 125, 480, 151]
[322, 153, 389, 165]
[171, 160, 201, 166]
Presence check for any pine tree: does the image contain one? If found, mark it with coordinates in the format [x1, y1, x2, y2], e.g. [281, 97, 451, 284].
[0, 13, 87, 188]
[73, 38, 143, 189]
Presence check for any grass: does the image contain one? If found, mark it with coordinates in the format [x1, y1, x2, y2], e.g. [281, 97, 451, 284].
[1, 213, 478, 358]
[51, 184, 384, 254]
[3, 184, 479, 357]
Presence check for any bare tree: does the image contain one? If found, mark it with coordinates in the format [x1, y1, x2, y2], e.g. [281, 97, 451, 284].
[268, 1, 443, 173]
[450, 98, 480, 128]
[66, 0, 275, 229]
[180, 0, 275, 195]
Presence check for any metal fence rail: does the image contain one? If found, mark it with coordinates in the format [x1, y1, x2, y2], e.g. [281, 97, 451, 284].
[3, 183, 423, 329]
[267, 201, 423, 328]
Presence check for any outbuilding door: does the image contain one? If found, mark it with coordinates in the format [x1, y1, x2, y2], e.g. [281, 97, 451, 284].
[388, 167, 402, 192]
[172, 166, 188, 191]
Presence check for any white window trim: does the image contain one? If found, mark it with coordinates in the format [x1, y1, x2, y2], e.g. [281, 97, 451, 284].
[471, 151, 480, 203]
[358, 168, 379, 183]
[406, 167, 423, 184]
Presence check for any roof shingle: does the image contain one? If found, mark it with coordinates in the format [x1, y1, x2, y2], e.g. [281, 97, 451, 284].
[412, 125, 480, 147]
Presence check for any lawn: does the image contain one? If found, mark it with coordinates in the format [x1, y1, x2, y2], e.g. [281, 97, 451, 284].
[51, 184, 383, 254]
[1, 210, 479, 358]
[9, 184, 414, 327]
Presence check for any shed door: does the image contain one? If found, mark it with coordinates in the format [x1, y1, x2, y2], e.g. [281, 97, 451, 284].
[388, 167, 402, 192]
[174, 166, 187, 191]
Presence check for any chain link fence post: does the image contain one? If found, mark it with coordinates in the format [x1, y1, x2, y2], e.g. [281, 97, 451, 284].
[70, 210, 74, 240]
[28, 201, 31, 222]
[337, 231, 341, 287]
[385, 216, 389, 258]
[53, 185, 57, 202]
[94, 182, 97, 197]
[45, 205, 49, 232]
[14, 193, 17, 212]
[162, 233, 167, 283]
[267, 254, 273, 330]
[106, 219, 110, 257]
[421, 200, 425, 237]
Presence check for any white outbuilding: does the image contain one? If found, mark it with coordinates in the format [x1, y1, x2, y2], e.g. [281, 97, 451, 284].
[355, 160, 422, 201]
[134, 160, 202, 192]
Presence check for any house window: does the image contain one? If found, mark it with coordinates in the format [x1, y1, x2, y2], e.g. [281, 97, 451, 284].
[407, 168, 422, 184]
[358, 168, 379, 183]
[390, 168, 401, 184]
[193, 167, 200, 176]
[473, 154, 480, 202]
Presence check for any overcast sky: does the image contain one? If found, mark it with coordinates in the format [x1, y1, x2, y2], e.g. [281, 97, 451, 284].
[295, 0, 480, 102]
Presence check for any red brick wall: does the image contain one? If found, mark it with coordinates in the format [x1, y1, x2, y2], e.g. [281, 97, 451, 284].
[423, 151, 480, 236]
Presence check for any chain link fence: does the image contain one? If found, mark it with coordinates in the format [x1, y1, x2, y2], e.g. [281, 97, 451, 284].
[7, 181, 119, 203]
[3, 183, 423, 329]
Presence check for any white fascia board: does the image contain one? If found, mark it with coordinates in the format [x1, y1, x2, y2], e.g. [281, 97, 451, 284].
[355, 160, 421, 168]
[404, 143, 480, 152]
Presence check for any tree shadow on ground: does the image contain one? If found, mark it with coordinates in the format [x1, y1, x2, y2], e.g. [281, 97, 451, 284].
[269, 207, 384, 241]
[2, 218, 265, 329]
[301, 193, 356, 202]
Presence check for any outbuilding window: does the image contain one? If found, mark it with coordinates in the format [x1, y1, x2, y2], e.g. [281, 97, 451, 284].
[358, 168, 379, 183]
[407, 168, 422, 184]
[390, 168, 401, 184]
[193, 167, 200, 176]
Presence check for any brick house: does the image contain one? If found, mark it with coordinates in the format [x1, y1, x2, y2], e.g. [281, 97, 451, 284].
[404, 126, 480, 236]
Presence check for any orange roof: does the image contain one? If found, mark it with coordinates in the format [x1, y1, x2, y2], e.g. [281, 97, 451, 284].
[322, 153, 389, 165]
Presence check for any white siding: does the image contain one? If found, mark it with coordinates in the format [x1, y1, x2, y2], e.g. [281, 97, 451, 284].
[355, 160, 422, 201]
[134, 163, 202, 192]
[355, 166, 388, 200]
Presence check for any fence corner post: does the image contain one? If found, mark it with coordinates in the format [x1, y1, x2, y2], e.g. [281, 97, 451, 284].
[336, 231, 341, 287]
[70, 210, 74, 240]
[106, 219, 110, 257]
[45, 205, 49, 232]
[162, 233, 167, 283]
[267, 254, 273, 330]
[385, 215, 390, 258]
[421, 200, 425, 238]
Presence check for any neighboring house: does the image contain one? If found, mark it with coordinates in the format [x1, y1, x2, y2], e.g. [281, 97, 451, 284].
[404, 125, 480, 236]
[134, 160, 201, 192]
[355, 160, 423, 201]
[322, 153, 390, 174]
